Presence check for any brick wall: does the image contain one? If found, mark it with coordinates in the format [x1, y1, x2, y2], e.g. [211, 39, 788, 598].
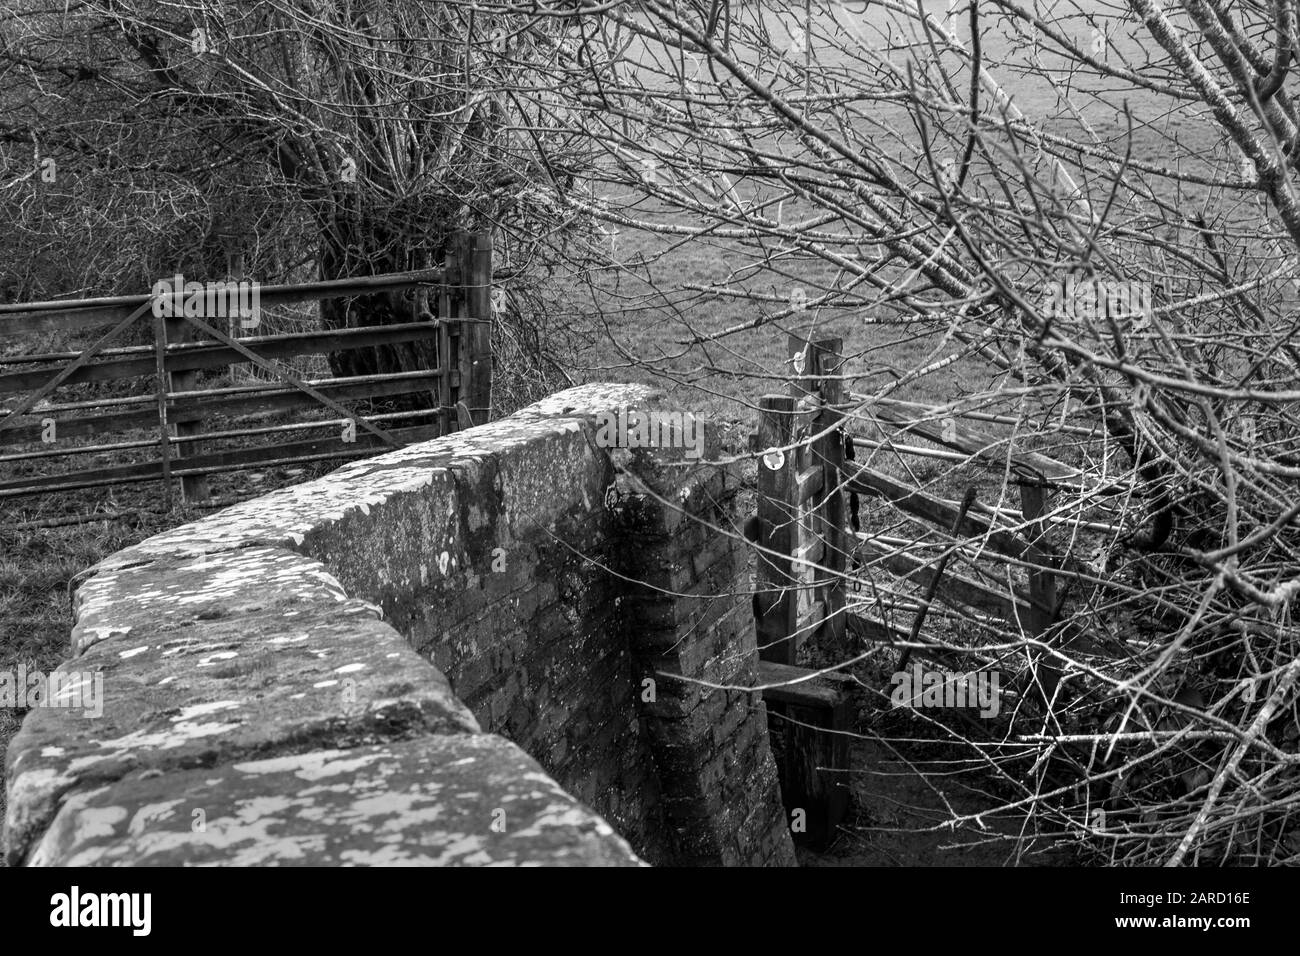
[613, 438, 795, 866]
[3, 384, 795, 867]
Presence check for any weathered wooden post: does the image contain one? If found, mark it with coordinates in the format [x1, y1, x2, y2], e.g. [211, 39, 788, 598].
[813, 337, 847, 652]
[759, 660, 855, 850]
[436, 229, 492, 434]
[464, 230, 493, 426]
[436, 236, 461, 435]
[785, 335, 848, 655]
[162, 302, 208, 502]
[152, 308, 175, 510]
[756, 394, 799, 664]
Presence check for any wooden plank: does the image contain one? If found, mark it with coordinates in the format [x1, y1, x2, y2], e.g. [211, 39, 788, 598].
[464, 230, 494, 424]
[795, 511, 823, 562]
[795, 464, 824, 503]
[757, 660, 855, 709]
[855, 535, 1037, 623]
[845, 462, 1034, 561]
[0, 323, 441, 397]
[863, 398, 1115, 494]
[794, 595, 826, 640]
[870, 396, 1102, 439]
[760, 658, 854, 851]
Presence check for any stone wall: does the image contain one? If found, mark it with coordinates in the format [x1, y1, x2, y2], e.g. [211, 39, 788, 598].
[3, 384, 795, 867]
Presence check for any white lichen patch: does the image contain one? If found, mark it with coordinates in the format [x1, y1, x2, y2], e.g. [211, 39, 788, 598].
[171, 701, 240, 722]
[63, 719, 245, 772]
[197, 652, 238, 667]
[73, 805, 129, 841]
[128, 799, 185, 836]
[232, 750, 384, 782]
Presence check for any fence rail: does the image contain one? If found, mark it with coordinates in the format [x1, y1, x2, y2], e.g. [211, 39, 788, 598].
[0, 230, 493, 507]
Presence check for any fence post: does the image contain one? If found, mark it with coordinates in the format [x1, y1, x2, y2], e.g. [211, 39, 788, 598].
[163, 307, 208, 502]
[464, 230, 493, 426]
[757, 394, 799, 664]
[453, 230, 474, 429]
[152, 309, 175, 510]
[814, 337, 847, 653]
[785, 335, 847, 654]
[436, 237, 461, 435]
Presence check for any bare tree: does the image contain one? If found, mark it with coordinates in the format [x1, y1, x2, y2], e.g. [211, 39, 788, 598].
[6, 0, 1299, 864]
[0, 0, 604, 403]
[478, 0, 1300, 865]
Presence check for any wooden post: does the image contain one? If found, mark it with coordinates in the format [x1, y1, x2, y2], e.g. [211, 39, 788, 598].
[436, 239, 459, 436]
[152, 309, 175, 510]
[757, 394, 799, 664]
[813, 337, 847, 652]
[464, 230, 493, 425]
[164, 307, 208, 502]
[784, 337, 823, 648]
[1020, 482, 1061, 706]
[759, 660, 854, 850]
[785, 335, 847, 654]
[453, 230, 474, 429]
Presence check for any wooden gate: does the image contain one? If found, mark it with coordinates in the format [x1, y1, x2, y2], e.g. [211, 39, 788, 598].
[0, 230, 492, 510]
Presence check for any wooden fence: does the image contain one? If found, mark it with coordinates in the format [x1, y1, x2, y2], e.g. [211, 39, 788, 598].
[749, 334, 1115, 847]
[0, 230, 492, 509]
